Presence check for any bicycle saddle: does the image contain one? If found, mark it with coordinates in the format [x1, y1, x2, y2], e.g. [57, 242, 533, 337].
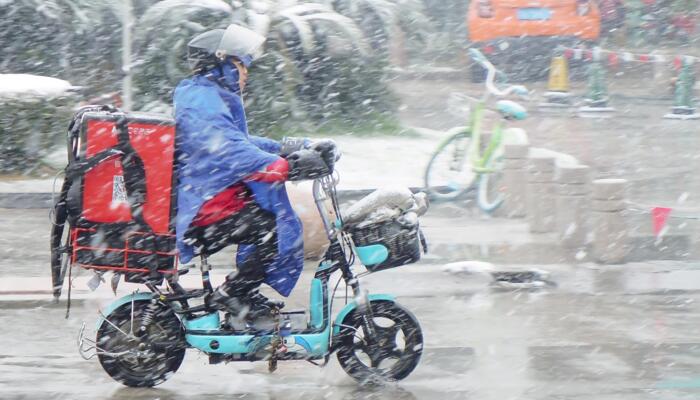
[496, 100, 528, 121]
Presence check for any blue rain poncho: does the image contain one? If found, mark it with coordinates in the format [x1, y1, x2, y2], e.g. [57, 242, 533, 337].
[173, 63, 304, 296]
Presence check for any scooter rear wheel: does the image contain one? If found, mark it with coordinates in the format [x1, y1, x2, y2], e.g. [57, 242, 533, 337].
[336, 300, 423, 384]
[96, 300, 185, 387]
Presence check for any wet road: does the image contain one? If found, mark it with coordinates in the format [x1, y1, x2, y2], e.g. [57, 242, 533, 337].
[5, 262, 700, 399]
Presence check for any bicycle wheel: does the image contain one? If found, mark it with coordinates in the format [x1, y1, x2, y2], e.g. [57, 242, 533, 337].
[336, 300, 423, 384]
[424, 128, 477, 201]
[97, 300, 186, 387]
[477, 156, 505, 213]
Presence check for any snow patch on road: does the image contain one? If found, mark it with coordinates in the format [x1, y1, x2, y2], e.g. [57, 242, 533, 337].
[442, 260, 496, 275]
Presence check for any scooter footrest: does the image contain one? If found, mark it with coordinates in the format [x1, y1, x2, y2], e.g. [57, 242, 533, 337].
[165, 289, 206, 301]
[281, 310, 309, 330]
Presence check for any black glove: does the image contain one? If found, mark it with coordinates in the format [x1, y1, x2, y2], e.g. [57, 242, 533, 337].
[279, 137, 310, 158]
[309, 139, 339, 171]
[286, 149, 332, 181]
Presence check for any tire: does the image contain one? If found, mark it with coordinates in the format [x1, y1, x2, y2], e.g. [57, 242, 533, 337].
[96, 300, 186, 387]
[336, 300, 423, 384]
[424, 128, 477, 201]
[477, 157, 505, 213]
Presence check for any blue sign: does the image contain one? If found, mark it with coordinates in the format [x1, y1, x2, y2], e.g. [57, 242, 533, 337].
[517, 8, 552, 20]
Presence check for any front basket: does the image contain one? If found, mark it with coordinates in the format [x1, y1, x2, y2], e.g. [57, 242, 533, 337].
[349, 220, 422, 272]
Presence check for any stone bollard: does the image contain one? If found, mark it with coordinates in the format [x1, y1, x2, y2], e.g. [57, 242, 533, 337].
[591, 179, 629, 264]
[502, 144, 530, 218]
[556, 165, 590, 248]
[527, 156, 556, 233]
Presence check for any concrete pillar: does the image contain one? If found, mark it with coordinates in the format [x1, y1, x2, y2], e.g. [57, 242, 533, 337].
[591, 178, 628, 264]
[502, 144, 530, 218]
[527, 156, 556, 233]
[556, 165, 590, 248]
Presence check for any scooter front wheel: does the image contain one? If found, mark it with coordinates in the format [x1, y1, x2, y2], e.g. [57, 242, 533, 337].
[336, 300, 423, 383]
[96, 300, 186, 387]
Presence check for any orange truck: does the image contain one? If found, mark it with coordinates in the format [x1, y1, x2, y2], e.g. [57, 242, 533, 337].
[467, 0, 601, 80]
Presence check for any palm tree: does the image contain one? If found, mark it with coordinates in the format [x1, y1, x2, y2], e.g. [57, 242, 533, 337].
[131, 0, 390, 134]
[3, 0, 431, 136]
[323, 0, 430, 55]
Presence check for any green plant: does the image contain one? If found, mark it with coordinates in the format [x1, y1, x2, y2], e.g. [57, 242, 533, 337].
[0, 94, 77, 173]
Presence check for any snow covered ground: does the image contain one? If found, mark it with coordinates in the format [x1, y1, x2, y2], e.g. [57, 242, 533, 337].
[0, 74, 77, 99]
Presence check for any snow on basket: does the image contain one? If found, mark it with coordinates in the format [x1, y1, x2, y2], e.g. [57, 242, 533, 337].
[343, 188, 429, 272]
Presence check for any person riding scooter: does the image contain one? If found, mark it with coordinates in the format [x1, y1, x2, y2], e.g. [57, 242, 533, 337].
[173, 24, 337, 320]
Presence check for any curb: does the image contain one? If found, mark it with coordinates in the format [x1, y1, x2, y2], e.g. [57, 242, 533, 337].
[0, 187, 432, 209]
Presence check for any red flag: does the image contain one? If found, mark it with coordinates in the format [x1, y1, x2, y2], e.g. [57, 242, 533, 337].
[638, 54, 650, 63]
[564, 48, 574, 59]
[674, 56, 683, 71]
[608, 52, 619, 68]
[652, 207, 672, 237]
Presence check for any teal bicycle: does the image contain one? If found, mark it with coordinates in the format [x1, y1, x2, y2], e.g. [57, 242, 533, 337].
[424, 48, 530, 212]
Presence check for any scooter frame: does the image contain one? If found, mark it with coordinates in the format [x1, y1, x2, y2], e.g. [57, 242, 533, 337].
[80, 174, 402, 366]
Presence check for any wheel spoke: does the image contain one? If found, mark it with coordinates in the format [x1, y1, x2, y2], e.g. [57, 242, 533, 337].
[389, 348, 405, 360]
[369, 351, 382, 369]
[355, 342, 371, 357]
[374, 324, 400, 345]
[98, 310, 131, 338]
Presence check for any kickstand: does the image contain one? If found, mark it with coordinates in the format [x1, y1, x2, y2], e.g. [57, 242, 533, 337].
[306, 359, 322, 367]
[307, 353, 331, 368]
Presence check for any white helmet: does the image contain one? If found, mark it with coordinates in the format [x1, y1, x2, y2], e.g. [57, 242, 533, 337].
[187, 24, 266, 72]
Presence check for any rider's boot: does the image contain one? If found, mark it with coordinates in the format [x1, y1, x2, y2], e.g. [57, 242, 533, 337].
[209, 271, 282, 320]
[209, 234, 283, 320]
[209, 281, 261, 320]
[249, 290, 285, 310]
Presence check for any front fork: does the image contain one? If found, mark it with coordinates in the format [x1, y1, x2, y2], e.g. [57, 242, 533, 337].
[327, 239, 378, 345]
[355, 290, 377, 339]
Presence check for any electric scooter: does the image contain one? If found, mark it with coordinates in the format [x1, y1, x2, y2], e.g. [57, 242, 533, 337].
[77, 172, 426, 387]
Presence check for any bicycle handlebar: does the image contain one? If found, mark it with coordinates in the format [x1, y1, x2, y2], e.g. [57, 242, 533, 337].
[468, 48, 529, 99]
